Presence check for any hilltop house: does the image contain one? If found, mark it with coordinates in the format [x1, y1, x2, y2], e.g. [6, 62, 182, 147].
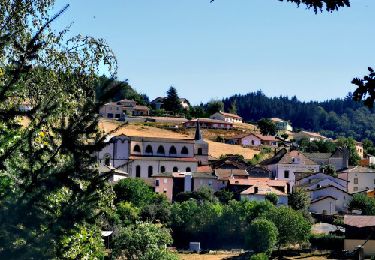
[210, 111, 242, 124]
[260, 149, 320, 189]
[338, 166, 375, 193]
[225, 133, 278, 147]
[183, 118, 233, 130]
[98, 123, 208, 179]
[270, 118, 293, 132]
[99, 99, 150, 119]
[293, 131, 329, 142]
[151, 97, 190, 110]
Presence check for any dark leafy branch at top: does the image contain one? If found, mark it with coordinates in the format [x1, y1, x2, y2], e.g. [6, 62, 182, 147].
[210, 0, 350, 13]
[352, 67, 375, 109]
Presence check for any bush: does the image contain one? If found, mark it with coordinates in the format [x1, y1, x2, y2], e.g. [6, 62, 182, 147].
[245, 218, 278, 255]
[265, 193, 278, 205]
[250, 253, 269, 260]
[309, 234, 344, 250]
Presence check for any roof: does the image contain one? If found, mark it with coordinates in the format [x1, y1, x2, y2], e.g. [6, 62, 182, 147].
[192, 172, 216, 179]
[342, 166, 375, 173]
[344, 215, 375, 228]
[304, 153, 332, 160]
[295, 131, 328, 140]
[134, 105, 149, 110]
[197, 165, 213, 172]
[260, 149, 318, 166]
[211, 155, 249, 170]
[185, 118, 233, 125]
[98, 165, 128, 176]
[129, 156, 198, 162]
[247, 166, 272, 178]
[229, 178, 288, 187]
[129, 136, 195, 143]
[270, 118, 285, 123]
[311, 196, 337, 204]
[215, 169, 248, 180]
[308, 184, 350, 194]
[241, 184, 287, 196]
[216, 111, 242, 119]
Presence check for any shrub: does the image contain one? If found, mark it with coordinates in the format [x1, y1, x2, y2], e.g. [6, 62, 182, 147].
[250, 253, 269, 260]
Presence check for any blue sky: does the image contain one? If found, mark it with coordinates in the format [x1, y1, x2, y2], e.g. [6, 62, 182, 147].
[53, 0, 375, 105]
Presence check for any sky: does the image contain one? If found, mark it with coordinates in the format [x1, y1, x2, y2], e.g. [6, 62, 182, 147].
[53, 0, 375, 105]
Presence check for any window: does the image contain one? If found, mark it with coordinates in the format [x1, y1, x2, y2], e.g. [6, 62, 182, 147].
[155, 180, 160, 187]
[173, 166, 179, 172]
[145, 145, 153, 154]
[164, 179, 168, 184]
[160, 166, 166, 173]
[186, 167, 191, 172]
[169, 146, 177, 155]
[133, 145, 141, 152]
[148, 166, 153, 178]
[136, 165, 141, 178]
[181, 146, 188, 155]
[104, 154, 111, 166]
[107, 113, 113, 118]
[353, 187, 358, 192]
[197, 148, 203, 155]
[284, 170, 290, 179]
[354, 178, 358, 184]
[157, 145, 165, 154]
[115, 114, 121, 118]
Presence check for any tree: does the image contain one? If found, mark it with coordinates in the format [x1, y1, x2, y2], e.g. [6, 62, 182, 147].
[258, 118, 276, 136]
[112, 222, 177, 260]
[0, 1, 121, 258]
[321, 164, 337, 177]
[348, 193, 375, 215]
[336, 137, 361, 166]
[214, 189, 234, 204]
[288, 188, 310, 211]
[229, 99, 237, 114]
[263, 206, 311, 248]
[113, 178, 156, 207]
[207, 99, 224, 115]
[163, 86, 183, 114]
[352, 67, 375, 108]
[245, 218, 278, 255]
[265, 193, 278, 205]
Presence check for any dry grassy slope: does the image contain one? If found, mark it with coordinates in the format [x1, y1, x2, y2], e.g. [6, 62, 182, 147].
[99, 119, 259, 160]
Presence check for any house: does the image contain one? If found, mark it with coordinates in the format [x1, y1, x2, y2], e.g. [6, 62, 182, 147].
[295, 172, 347, 192]
[210, 111, 242, 124]
[151, 97, 190, 110]
[293, 131, 329, 142]
[344, 215, 375, 257]
[356, 142, 364, 159]
[240, 184, 288, 205]
[183, 118, 233, 130]
[225, 133, 278, 147]
[98, 122, 209, 180]
[210, 154, 249, 170]
[304, 147, 349, 171]
[338, 166, 375, 193]
[270, 118, 293, 132]
[307, 185, 352, 214]
[99, 165, 128, 183]
[260, 149, 320, 189]
[99, 99, 150, 119]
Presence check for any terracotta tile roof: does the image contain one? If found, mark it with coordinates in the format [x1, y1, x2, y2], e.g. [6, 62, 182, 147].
[197, 165, 212, 173]
[310, 196, 337, 204]
[134, 105, 149, 110]
[343, 166, 375, 173]
[215, 169, 248, 180]
[192, 172, 217, 179]
[185, 118, 233, 125]
[129, 136, 195, 143]
[241, 184, 287, 196]
[228, 178, 288, 187]
[129, 156, 198, 162]
[218, 112, 242, 119]
[344, 215, 375, 228]
[261, 149, 318, 166]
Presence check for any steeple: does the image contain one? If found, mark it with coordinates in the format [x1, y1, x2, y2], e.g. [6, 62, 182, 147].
[194, 119, 202, 141]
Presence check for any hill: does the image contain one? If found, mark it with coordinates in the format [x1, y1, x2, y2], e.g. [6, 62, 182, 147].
[99, 119, 260, 160]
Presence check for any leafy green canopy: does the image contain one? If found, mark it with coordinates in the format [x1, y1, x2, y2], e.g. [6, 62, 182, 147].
[0, 1, 122, 258]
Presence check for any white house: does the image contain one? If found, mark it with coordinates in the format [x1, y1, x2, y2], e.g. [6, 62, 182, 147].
[270, 118, 293, 132]
[296, 172, 347, 192]
[309, 196, 337, 215]
[338, 166, 375, 193]
[240, 184, 288, 205]
[293, 131, 330, 142]
[210, 111, 242, 124]
[260, 149, 320, 189]
[226, 133, 278, 147]
[98, 123, 209, 180]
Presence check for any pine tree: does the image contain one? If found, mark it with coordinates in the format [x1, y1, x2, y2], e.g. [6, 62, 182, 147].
[164, 86, 183, 114]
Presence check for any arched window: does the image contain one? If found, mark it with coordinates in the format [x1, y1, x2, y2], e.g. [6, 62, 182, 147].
[133, 144, 141, 152]
[148, 166, 153, 178]
[157, 145, 165, 154]
[145, 145, 153, 154]
[160, 166, 166, 173]
[186, 167, 191, 172]
[197, 148, 203, 155]
[181, 146, 188, 155]
[104, 154, 111, 166]
[136, 165, 141, 178]
[173, 166, 179, 172]
[169, 146, 177, 155]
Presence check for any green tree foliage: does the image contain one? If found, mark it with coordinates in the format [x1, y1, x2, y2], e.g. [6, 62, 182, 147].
[288, 188, 310, 211]
[206, 99, 224, 115]
[321, 164, 337, 177]
[214, 189, 234, 204]
[163, 86, 183, 114]
[298, 138, 337, 153]
[362, 138, 375, 156]
[113, 178, 156, 207]
[265, 193, 278, 205]
[348, 194, 375, 215]
[257, 118, 276, 136]
[245, 218, 278, 255]
[250, 253, 269, 260]
[229, 99, 237, 114]
[0, 1, 121, 258]
[174, 186, 218, 203]
[112, 222, 177, 260]
[336, 137, 361, 166]
[263, 206, 311, 248]
[116, 202, 140, 226]
[352, 67, 375, 109]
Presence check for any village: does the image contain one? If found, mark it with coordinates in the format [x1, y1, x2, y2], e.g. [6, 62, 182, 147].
[98, 95, 375, 258]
